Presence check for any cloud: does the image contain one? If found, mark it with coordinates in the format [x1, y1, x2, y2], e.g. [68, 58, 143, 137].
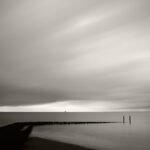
[0, 100, 149, 112]
[0, 0, 150, 111]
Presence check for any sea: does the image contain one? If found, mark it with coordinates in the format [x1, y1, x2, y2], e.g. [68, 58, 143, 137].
[0, 112, 150, 150]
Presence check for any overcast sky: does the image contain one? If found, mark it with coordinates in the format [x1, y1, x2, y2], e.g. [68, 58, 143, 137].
[0, 0, 150, 112]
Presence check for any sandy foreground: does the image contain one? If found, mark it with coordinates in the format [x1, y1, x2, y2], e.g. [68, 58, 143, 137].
[22, 137, 94, 150]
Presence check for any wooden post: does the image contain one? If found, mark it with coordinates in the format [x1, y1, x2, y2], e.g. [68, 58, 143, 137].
[129, 115, 131, 124]
[123, 116, 125, 124]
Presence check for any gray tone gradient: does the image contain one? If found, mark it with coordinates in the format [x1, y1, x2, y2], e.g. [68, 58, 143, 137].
[0, 0, 150, 111]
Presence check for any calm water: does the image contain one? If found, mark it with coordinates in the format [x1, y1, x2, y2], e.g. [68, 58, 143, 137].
[0, 112, 150, 150]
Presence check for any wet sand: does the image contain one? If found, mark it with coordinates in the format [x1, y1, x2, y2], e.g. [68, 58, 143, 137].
[22, 137, 93, 150]
[0, 122, 107, 150]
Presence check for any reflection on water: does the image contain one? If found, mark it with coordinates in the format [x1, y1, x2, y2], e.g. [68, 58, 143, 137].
[31, 123, 150, 150]
[31, 112, 150, 150]
[0, 112, 150, 150]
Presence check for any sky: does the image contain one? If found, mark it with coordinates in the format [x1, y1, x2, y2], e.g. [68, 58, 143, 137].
[0, 0, 150, 112]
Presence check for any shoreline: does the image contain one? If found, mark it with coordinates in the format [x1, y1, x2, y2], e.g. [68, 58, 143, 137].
[0, 122, 117, 150]
[22, 137, 94, 150]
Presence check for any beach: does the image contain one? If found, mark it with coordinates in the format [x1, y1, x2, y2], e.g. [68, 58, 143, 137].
[22, 137, 93, 150]
[0, 112, 150, 150]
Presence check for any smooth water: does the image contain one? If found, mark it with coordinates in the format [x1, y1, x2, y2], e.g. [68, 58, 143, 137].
[0, 112, 150, 150]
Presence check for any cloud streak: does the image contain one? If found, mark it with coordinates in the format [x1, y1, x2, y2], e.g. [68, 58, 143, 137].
[0, 0, 150, 111]
[0, 100, 149, 112]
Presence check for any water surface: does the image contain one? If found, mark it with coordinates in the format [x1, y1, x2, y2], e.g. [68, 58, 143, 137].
[0, 112, 150, 150]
